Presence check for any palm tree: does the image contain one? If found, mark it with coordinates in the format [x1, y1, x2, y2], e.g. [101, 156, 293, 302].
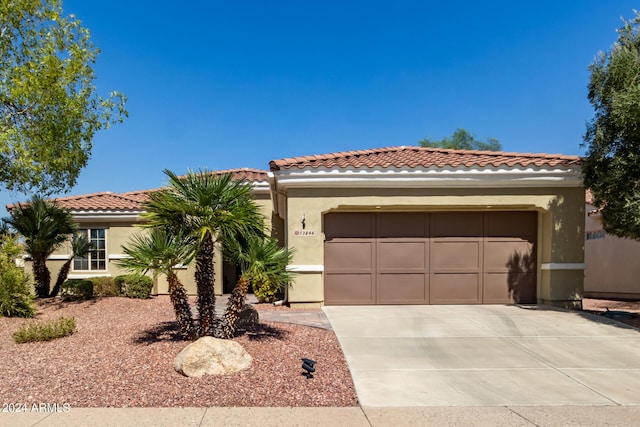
[141, 169, 264, 336]
[4, 195, 76, 298]
[117, 229, 197, 339]
[214, 235, 294, 339]
[50, 233, 92, 297]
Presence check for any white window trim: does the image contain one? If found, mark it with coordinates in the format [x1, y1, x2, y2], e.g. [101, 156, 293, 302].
[73, 228, 107, 272]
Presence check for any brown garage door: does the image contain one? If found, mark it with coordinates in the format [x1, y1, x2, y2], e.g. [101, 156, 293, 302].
[324, 211, 536, 305]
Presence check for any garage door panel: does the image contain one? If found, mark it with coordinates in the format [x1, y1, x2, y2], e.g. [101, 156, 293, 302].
[431, 212, 483, 237]
[325, 274, 375, 305]
[486, 212, 537, 237]
[484, 240, 535, 271]
[377, 273, 428, 304]
[377, 213, 427, 237]
[324, 211, 537, 306]
[324, 241, 373, 271]
[378, 240, 428, 270]
[484, 272, 536, 304]
[483, 272, 513, 303]
[430, 273, 481, 304]
[431, 240, 481, 270]
[324, 212, 373, 240]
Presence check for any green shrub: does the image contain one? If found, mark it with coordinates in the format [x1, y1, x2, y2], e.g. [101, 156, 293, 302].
[253, 279, 283, 304]
[0, 240, 36, 317]
[13, 316, 75, 343]
[91, 276, 118, 296]
[115, 274, 153, 299]
[61, 279, 94, 300]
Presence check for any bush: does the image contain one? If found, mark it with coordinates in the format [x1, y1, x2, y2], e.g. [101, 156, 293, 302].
[253, 279, 283, 304]
[61, 279, 94, 300]
[0, 238, 35, 317]
[115, 274, 153, 299]
[13, 316, 75, 343]
[0, 271, 36, 317]
[91, 276, 118, 296]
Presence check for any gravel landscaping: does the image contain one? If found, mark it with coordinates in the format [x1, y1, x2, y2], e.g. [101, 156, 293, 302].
[582, 297, 640, 329]
[2, 295, 638, 409]
[0, 296, 357, 408]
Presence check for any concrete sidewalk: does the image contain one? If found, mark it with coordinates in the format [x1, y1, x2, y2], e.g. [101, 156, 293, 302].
[3, 405, 640, 426]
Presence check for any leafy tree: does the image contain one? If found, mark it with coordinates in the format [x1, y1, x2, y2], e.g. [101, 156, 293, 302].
[0, 0, 127, 195]
[419, 128, 502, 151]
[50, 232, 92, 297]
[142, 170, 264, 337]
[583, 11, 640, 239]
[3, 195, 75, 297]
[214, 235, 294, 339]
[117, 229, 197, 339]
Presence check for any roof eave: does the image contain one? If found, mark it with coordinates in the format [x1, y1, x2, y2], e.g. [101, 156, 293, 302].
[272, 166, 584, 190]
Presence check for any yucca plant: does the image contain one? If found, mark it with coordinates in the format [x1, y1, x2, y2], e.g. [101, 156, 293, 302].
[117, 229, 197, 339]
[214, 235, 294, 339]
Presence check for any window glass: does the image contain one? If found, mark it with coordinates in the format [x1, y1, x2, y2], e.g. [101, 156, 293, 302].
[73, 228, 107, 271]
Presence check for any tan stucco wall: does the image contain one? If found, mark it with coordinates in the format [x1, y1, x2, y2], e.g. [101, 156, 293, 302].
[584, 204, 640, 298]
[283, 186, 585, 307]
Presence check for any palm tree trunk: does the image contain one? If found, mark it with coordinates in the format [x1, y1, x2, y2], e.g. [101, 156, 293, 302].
[195, 232, 216, 336]
[214, 276, 250, 339]
[32, 256, 51, 298]
[50, 259, 72, 297]
[167, 273, 196, 340]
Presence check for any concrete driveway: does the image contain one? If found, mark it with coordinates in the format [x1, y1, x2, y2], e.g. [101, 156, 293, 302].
[323, 304, 640, 407]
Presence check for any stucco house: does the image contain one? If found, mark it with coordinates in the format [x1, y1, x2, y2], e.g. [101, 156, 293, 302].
[585, 191, 640, 299]
[16, 146, 585, 308]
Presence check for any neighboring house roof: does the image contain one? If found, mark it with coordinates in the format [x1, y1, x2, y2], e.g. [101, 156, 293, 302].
[269, 146, 583, 170]
[5, 168, 270, 214]
[183, 168, 269, 183]
[54, 191, 148, 212]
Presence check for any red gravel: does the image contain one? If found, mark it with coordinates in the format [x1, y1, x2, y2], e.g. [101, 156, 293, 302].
[0, 296, 357, 408]
[582, 298, 640, 329]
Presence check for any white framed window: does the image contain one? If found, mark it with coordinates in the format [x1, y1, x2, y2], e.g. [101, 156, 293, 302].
[73, 228, 107, 271]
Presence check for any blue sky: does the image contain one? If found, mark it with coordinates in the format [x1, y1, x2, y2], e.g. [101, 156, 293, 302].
[2, 1, 638, 208]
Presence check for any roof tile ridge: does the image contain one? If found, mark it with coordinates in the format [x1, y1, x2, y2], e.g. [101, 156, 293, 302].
[53, 191, 115, 201]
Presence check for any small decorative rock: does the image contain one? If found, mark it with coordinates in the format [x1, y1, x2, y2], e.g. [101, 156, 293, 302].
[174, 336, 252, 377]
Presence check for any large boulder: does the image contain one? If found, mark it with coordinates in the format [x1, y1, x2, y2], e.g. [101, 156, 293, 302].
[174, 336, 252, 377]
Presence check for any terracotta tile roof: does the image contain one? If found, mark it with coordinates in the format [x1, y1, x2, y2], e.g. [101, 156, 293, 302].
[52, 192, 147, 211]
[6, 168, 270, 213]
[70, 168, 269, 212]
[178, 168, 269, 182]
[269, 146, 583, 171]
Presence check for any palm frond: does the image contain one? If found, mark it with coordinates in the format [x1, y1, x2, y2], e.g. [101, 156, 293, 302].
[117, 229, 195, 277]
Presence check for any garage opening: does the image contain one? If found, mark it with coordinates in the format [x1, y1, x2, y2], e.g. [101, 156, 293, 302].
[323, 211, 537, 305]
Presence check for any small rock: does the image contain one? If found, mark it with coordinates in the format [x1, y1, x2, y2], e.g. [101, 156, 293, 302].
[174, 337, 252, 377]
